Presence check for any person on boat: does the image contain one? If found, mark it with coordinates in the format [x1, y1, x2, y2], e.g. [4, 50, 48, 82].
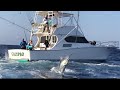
[43, 15, 50, 33]
[44, 39, 49, 50]
[48, 17, 52, 33]
[26, 40, 34, 50]
[89, 40, 96, 45]
[20, 39, 27, 49]
[93, 41, 96, 45]
[43, 15, 48, 32]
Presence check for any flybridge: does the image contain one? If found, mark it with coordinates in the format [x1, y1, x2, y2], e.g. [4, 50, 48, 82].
[36, 11, 73, 17]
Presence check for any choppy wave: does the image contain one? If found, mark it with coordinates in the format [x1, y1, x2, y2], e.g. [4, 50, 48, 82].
[0, 59, 119, 79]
[0, 45, 120, 78]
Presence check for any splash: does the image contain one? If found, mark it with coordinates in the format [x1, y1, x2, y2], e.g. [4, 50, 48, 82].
[50, 56, 69, 74]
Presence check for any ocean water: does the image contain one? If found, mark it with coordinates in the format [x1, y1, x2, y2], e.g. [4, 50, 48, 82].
[0, 45, 120, 79]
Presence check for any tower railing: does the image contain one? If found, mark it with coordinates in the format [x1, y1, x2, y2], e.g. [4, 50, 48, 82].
[95, 41, 119, 48]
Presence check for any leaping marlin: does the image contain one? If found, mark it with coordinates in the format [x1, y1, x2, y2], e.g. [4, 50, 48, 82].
[50, 56, 69, 74]
[40, 56, 69, 79]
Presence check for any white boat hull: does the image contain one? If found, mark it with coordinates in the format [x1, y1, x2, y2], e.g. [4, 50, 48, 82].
[8, 47, 116, 62]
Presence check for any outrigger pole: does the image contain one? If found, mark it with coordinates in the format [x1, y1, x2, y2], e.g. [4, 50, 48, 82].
[0, 16, 30, 42]
[75, 11, 79, 43]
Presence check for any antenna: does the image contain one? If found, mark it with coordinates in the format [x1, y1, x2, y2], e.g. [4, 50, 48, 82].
[77, 11, 79, 30]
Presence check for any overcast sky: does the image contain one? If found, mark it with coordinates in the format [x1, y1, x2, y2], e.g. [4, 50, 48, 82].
[0, 11, 119, 47]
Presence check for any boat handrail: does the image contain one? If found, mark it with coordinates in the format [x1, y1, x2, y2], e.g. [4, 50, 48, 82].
[95, 41, 119, 48]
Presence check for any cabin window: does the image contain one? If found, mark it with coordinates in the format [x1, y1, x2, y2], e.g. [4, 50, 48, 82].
[41, 36, 57, 43]
[41, 36, 46, 43]
[63, 44, 72, 47]
[52, 36, 57, 43]
[41, 36, 51, 43]
[65, 36, 89, 43]
[47, 36, 50, 40]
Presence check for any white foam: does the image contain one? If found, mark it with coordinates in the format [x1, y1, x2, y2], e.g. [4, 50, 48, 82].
[50, 67, 61, 74]
[83, 63, 120, 68]
[65, 68, 75, 73]
[0, 74, 2, 78]
[38, 60, 52, 62]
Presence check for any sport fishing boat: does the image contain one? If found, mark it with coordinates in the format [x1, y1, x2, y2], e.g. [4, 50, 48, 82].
[7, 11, 119, 62]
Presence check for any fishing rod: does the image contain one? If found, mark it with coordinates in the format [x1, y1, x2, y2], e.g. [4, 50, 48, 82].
[0, 16, 31, 42]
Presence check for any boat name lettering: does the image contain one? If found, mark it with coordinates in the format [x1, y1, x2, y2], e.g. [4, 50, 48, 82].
[11, 52, 24, 56]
